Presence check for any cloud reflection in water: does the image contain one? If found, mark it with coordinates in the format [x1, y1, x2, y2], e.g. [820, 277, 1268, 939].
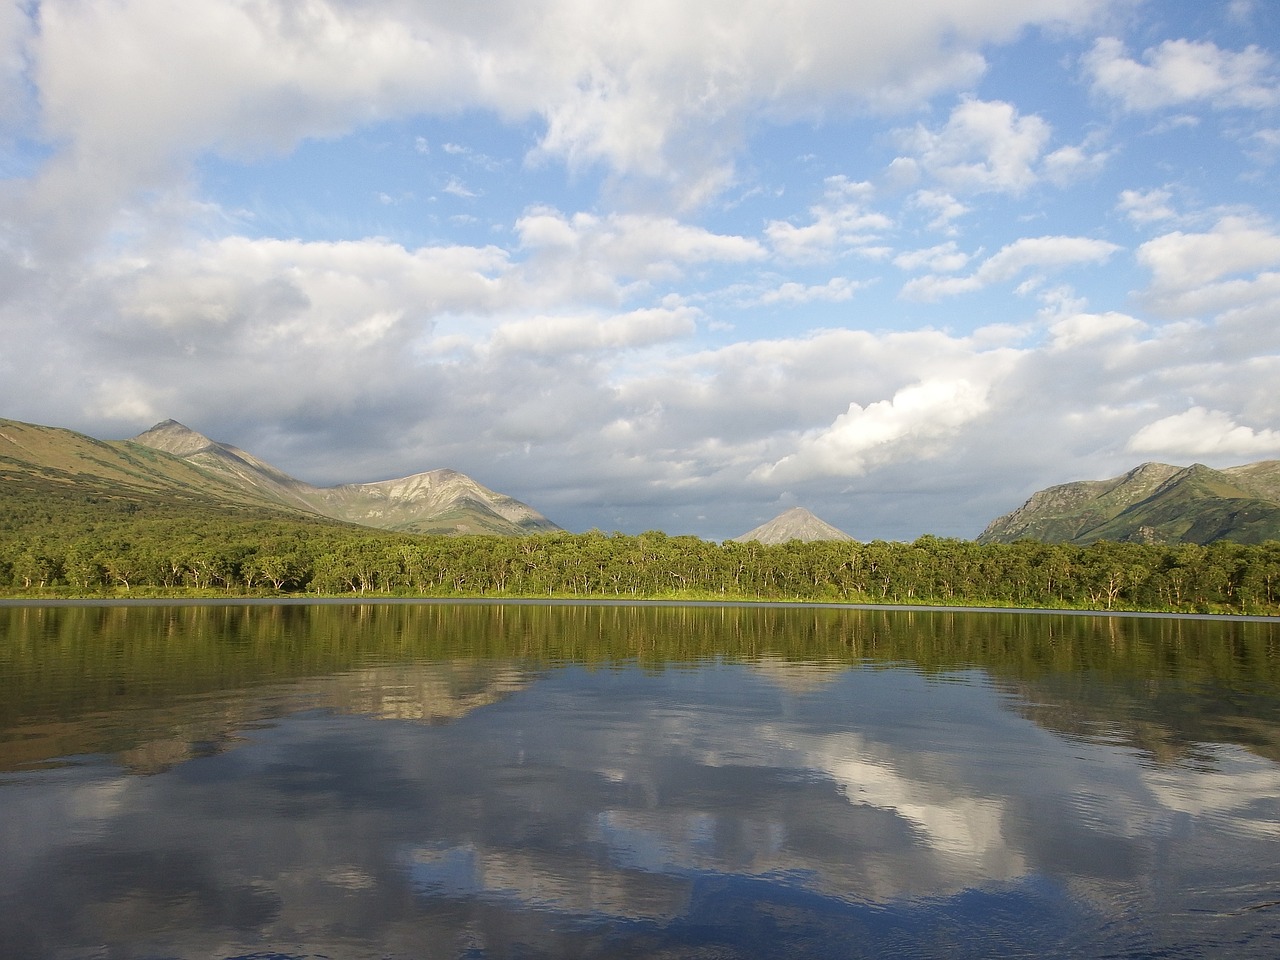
[2, 654, 1279, 958]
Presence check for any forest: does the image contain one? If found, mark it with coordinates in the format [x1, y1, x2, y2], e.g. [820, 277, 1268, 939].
[3, 491, 1280, 614]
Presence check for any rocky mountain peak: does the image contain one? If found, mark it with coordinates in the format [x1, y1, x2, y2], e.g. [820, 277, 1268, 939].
[131, 419, 218, 457]
[732, 507, 854, 544]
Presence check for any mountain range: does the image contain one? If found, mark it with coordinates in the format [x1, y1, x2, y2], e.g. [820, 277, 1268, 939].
[5, 414, 1280, 545]
[1, 417, 560, 536]
[978, 461, 1280, 546]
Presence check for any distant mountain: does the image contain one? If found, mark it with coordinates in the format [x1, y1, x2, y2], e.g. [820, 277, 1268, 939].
[128, 420, 561, 536]
[731, 507, 854, 544]
[978, 461, 1280, 545]
[2, 417, 560, 537]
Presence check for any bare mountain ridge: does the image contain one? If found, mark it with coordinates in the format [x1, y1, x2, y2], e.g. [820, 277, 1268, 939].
[732, 507, 854, 544]
[129, 420, 560, 536]
[978, 460, 1280, 546]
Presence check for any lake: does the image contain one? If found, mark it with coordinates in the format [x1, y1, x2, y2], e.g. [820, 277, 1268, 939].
[2, 601, 1279, 959]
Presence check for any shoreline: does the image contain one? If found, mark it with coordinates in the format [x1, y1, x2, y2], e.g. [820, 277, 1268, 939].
[2, 595, 1276, 623]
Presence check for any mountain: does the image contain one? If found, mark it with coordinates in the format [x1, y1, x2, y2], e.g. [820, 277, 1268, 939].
[129, 419, 321, 512]
[731, 507, 854, 544]
[978, 461, 1280, 546]
[0, 416, 303, 514]
[2, 417, 560, 537]
[127, 420, 560, 536]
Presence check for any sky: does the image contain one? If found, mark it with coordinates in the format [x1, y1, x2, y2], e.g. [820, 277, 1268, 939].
[2, 0, 1280, 541]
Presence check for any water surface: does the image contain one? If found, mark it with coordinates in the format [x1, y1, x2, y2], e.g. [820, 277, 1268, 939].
[2, 602, 1279, 959]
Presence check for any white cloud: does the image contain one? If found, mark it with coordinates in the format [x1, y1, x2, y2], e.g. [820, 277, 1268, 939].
[893, 241, 970, 273]
[975, 237, 1120, 283]
[1137, 216, 1280, 314]
[1042, 142, 1109, 185]
[1049, 310, 1146, 350]
[752, 378, 993, 483]
[1228, 0, 1259, 25]
[902, 235, 1121, 300]
[111, 236, 511, 332]
[895, 98, 1052, 195]
[6, 209, 1275, 540]
[6, 0, 1280, 542]
[91, 376, 167, 423]
[1139, 216, 1280, 288]
[1084, 37, 1280, 111]
[1128, 407, 1280, 457]
[1245, 127, 1280, 165]
[1117, 188, 1178, 225]
[491, 306, 699, 355]
[516, 208, 764, 274]
[765, 176, 892, 261]
[0, 0, 34, 131]
[50, 235, 519, 432]
[759, 277, 861, 305]
[443, 176, 478, 199]
[12, 0, 1123, 238]
[908, 189, 970, 233]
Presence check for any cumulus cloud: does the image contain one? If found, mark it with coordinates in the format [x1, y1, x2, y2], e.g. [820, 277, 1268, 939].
[752, 378, 993, 483]
[516, 208, 765, 277]
[1084, 37, 1280, 112]
[4, 0, 1279, 541]
[9, 0, 1122, 238]
[901, 235, 1121, 300]
[895, 98, 1052, 195]
[5, 209, 1268, 540]
[1138, 216, 1280, 288]
[1048, 310, 1146, 350]
[907, 190, 970, 233]
[765, 176, 893, 262]
[898, 96, 1116, 198]
[1042, 142, 1110, 185]
[1137, 216, 1280, 315]
[1128, 407, 1280, 457]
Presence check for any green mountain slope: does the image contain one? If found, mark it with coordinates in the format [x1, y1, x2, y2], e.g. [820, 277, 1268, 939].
[0, 418, 309, 514]
[979, 461, 1280, 545]
[2, 417, 560, 538]
[128, 420, 560, 535]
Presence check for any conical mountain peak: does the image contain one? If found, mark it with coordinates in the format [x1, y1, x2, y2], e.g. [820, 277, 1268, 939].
[732, 507, 854, 544]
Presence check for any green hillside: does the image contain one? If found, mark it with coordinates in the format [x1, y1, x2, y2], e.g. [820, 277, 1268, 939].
[127, 419, 560, 536]
[979, 461, 1280, 546]
[0, 418, 317, 518]
[1, 417, 560, 539]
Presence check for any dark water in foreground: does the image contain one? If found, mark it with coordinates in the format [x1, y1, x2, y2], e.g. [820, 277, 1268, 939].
[2, 602, 1279, 959]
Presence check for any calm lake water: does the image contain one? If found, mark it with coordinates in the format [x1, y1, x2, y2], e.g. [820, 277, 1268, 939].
[2, 601, 1279, 959]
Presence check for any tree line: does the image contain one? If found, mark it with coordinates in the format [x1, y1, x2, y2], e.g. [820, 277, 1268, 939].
[3, 516, 1280, 614]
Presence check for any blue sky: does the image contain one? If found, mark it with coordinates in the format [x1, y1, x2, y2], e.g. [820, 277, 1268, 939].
[3, 0, 1280, 539]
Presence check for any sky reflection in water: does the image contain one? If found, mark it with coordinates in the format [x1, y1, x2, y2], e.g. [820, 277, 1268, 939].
[1, 604, 1279, 958]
